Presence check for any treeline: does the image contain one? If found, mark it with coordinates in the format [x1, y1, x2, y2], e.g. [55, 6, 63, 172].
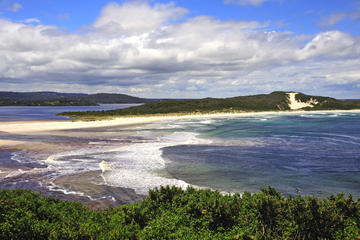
[295, 93, 360, 110]
[58, 92, 292, 119]
[59, 91, 360, 120]
[0, 92, 149, 106]
[1, 186, 359, 239]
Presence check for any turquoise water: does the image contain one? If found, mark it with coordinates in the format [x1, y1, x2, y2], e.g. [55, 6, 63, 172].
[161, 112, 360, 198]
[1, 110, 360, 200]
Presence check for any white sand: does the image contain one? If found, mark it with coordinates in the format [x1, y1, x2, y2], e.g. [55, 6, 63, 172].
[287, 92, 318, 110]
[0, 110, 360, 134]
[0, 140, 25, 147]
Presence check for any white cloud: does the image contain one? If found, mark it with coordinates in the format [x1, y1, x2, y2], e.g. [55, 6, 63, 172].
[93, 1, 188, 35]
[6, 2, 22, 12]
[297, 31, 358, 60]
[24, 18, 40, 23]
[224, 0, 269, 6]
[0, 1, 359, 98]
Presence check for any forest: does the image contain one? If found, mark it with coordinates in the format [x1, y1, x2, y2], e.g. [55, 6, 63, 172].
[59, 91, 360, 120]
[0, 92, 149, 106]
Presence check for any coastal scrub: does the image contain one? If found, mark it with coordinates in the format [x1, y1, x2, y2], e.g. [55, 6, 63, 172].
[1, 186, 359, 239]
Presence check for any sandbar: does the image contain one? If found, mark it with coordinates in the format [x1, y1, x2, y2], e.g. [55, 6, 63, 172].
[0, 110, 360, 134]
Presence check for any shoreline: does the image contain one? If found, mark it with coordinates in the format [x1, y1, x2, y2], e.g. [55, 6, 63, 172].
[0, 109, 360, 135]
[1, 109, 360, 208]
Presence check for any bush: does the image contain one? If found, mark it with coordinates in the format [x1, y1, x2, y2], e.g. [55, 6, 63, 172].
[1, 187, 359, 239]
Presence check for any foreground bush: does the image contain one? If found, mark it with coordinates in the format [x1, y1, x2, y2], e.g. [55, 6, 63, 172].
[1, 186, 359, 239]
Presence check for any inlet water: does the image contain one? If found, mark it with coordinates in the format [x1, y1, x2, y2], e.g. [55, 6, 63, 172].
[161, 112, 360, 198]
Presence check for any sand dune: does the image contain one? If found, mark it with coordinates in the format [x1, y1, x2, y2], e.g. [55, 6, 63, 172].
[287, 92, 318, 110]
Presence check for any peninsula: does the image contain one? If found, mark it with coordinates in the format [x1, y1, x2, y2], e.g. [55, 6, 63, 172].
[0, 91, 151, 106]
[58, 91, 360, 120]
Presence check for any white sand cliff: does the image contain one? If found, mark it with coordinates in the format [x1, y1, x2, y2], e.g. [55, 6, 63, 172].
[287, 92, 318, 110]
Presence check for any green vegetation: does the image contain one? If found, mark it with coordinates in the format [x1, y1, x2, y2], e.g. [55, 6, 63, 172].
[295, 93, 360, 111]
[0, 92, 149, 106]
[59, 92, 292, 119]
[59, 91, 360, 120]
[1, 186, 360, 239]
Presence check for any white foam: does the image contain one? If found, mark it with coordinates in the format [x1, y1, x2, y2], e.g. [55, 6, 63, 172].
[4, 167, 45, 178]
[48, 183, 86, 197]
[37, 130, 211, 195]
[99, 160, 112, 173]
[10, 151, 36, 164]
[101, 132, 211, 194]
[89, 141, 108, 145]
[44, 147, 112, 175]
[4, 169, 25, 178]
[199, 119, 215, 124]
[47, 182, 114, 201]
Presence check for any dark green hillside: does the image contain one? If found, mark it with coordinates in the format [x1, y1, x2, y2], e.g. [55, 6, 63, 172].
[0, 91, 150, 106]
[0, 92, 93, 106]
[58, 91, 360, 120]
[59, 92, 291, 119]
[84, 93, 150, 104]
[1, 187, 360, 239]
[295, 93, 360, 110]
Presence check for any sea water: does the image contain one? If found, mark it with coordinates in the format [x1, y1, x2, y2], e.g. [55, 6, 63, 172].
[1, 111, 360, 199]
[160, 112, 360, 197]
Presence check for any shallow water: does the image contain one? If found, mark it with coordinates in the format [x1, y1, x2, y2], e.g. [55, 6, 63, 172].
[1, 111, 360, 201]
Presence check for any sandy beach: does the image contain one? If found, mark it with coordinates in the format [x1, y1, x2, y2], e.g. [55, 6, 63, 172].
[1, 110, 360, 135]
[0, 139, 25, 146]
[1, 109, 360, 208]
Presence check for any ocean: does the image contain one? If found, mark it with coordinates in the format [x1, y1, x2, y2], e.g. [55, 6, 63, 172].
[161, 112, 360, 197]
[0, 109, 359, 202]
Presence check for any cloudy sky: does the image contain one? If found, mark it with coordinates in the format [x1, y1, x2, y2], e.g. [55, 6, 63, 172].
[0, 0, 359, 98]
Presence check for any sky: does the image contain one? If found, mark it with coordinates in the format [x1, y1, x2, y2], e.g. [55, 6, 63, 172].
[0, 0, 359, 98]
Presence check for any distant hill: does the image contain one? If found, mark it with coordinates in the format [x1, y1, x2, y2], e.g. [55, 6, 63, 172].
[59, 91, 360, 120]
[82, 93, 148, 104]
[0, 91, 150, 106]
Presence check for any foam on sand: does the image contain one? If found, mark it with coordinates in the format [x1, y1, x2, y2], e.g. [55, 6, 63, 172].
[39, 131, 211, 195]
[101, 132, 212, 194]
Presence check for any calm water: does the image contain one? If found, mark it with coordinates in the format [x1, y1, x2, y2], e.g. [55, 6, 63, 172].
[160, 112, 360, 197]
[0, 104, 142, 121]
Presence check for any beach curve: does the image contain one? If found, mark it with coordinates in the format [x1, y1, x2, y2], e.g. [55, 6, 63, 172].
[1, 110, 360, 134]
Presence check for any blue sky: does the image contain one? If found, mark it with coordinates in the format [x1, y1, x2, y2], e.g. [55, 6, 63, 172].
[2, 0, 359, 34]
[0, 0, 359, 98]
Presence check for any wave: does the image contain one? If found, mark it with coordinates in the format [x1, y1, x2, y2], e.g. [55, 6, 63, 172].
[299, 112, 359, 118]
[101, 132, 212, 195]
[40, 131, 211, 195]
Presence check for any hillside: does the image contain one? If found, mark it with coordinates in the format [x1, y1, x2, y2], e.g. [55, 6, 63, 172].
[83, 93, 148, 104]
[58, 91, 360, 119]
[0, 91, 149, 106]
